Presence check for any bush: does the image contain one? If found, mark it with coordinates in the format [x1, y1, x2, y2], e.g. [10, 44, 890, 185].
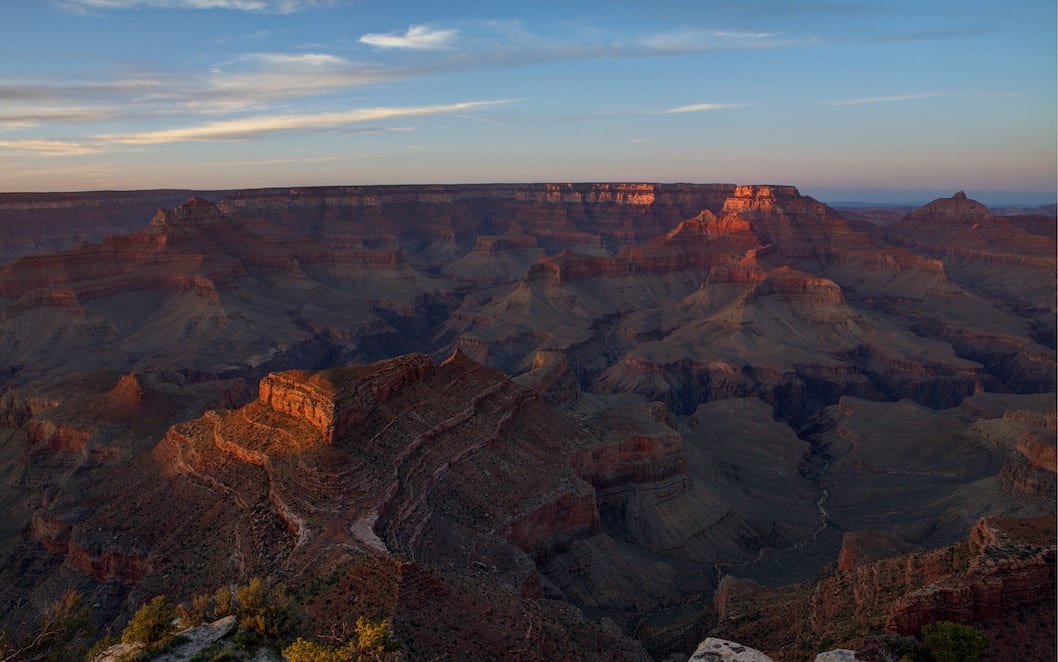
[355, 617, 397, 656]
[280, 619, 397, 662]
[121, 595, 177, 647]
[282, 638, 354, 662]
[922, 621, 988, 662]
[859, 632, 925, 662]
[0, 590, 93, 662]
[233, 578, 294, 645]
[83, 634, 119, 662]
[212, 586, 233, 619]
[177, 593, 211, 628]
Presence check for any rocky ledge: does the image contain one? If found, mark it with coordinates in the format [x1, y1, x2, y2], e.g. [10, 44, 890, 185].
[709, 515, 1055, 660]
[257, 353, 433, 443]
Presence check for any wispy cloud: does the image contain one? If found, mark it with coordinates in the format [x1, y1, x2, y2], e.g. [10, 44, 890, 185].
[0, 108, 112, 128]
[191, 154, 347, 167]
[872, 25, 998, 43]
[360, 25, 458, 50]
[0, 21, 811, 124]
[657, 103, 747, 114]
[713, 31, 776, 39]
[456, 114, 503, 125]
[0, 139, 100, 156]
[55, 0, 333, 13]
[0, 19, 812, 159]
[640, 28, 813, 52]
[0, 78, 163, 103]
[436, 21, 812, 64]
[243, 53, 346, 67]
[828, 93, 943, 106]
[0, 52, 404, 130]
[191, 52, 399, 111]
[359, 21, 818, 77]
[96, 99, 513, 144]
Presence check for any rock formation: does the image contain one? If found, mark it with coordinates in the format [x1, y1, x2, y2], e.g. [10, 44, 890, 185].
[0, 183, 1052, 659]
[95, 614, 237, 662]
[710, 515, 1055, 660]
[7, 352, 709, 657]
[690, 637, 774, 661]
[0, 189, 222, 263]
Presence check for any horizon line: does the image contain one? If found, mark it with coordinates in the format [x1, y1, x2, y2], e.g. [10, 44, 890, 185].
[0, 182, 1054, 207]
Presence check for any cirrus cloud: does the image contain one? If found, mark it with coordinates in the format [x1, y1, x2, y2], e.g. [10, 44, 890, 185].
[55, 0, 333, 13]
[96, 99, 514, 144]
[827, 93, 943, 106]
[657, 102, 747, 114]
[191, 52, 401, 111]
[0, 139, 101, 156]
[0, 108, 113, 128]
[640, 28, 814, 52]
[359, 25, 458, 50]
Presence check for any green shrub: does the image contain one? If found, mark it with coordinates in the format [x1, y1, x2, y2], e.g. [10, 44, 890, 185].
[282, 638, 354, 662]
[922, 621, 988, 662]
[280, 619, 397, 662]
[864, 632, 925, 662]
[212, 587, 233, 619]
[83, 634, 119, 662]
[355, 617, 397, 656]
[0, 590, 93, 662]
[121, 595, 177, 646]
[177, 593, 211, 628]
[233, 578, 294, 645]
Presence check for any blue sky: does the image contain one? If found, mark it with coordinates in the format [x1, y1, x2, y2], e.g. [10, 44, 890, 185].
[0, 0, 1054, 202]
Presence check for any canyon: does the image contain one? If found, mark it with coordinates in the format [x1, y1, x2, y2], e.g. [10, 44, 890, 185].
[0, 183, 1053, 659]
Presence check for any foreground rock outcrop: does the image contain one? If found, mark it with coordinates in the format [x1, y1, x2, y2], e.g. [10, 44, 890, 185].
[9, 352, 725, 658]
[690, 637, 774, 661]
[710, 516, 1056, 660]
[94, 614, 238, 662]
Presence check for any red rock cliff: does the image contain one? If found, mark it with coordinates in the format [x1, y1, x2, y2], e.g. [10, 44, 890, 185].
[258, 353, 434, 443]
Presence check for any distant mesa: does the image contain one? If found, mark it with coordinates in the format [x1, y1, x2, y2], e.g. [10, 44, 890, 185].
[0, 189, 225, 263]
[905, 190, 993, 224]
[149, 195, 227, 229]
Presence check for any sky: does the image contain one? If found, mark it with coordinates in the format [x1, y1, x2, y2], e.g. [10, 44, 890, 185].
[0, 0, 1055, 203]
